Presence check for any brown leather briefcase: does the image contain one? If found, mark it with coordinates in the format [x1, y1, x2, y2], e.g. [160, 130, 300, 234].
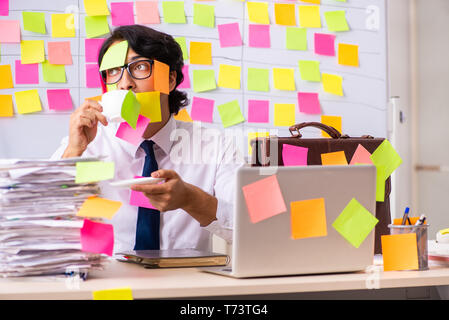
[250, 122, 391, 254]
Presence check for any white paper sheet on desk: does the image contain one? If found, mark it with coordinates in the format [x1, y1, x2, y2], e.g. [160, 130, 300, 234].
[0, 219, 84, 228]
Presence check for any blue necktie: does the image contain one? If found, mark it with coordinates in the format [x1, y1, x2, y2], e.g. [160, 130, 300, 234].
[134, 140, 160, 250]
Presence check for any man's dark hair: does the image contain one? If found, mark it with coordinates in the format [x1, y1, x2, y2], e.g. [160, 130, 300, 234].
[98, 25, 188, 115]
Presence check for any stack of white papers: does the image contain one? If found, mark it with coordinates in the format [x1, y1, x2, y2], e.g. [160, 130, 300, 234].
[0, 157, 109, 278]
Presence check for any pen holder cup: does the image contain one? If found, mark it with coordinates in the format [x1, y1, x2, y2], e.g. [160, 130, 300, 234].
[388, 224, 429, 271]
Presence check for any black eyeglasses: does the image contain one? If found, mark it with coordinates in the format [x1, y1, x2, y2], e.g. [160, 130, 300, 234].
[100, 59, 154, 85]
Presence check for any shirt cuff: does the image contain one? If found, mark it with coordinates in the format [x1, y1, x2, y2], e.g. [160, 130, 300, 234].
[203, 198, 233, 244]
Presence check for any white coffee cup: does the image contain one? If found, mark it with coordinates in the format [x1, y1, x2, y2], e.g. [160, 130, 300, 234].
[99, 90, 129, 123]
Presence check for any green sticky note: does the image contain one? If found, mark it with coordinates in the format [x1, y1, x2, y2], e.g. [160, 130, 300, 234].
[75, 161, 115, 184]
[162, 1, 186, 24]
[192, 69, 216, 92]
[247, 68, 269, 92]
[286, 27, 307, 51]
[375, 165, 386, 202]
[332, 198, 379, 248]
[22, 12, 46, 34]
[324, 10, 349, 32]
[193, 3, 215, 28]
[85, 15, 110, 39]
[174, 37, 188, 60]
[121, 90, 141, 129]
[217, 100, 245, 128]
[298, 60, 321, 82]
[42, 60, 66, 83]
[370, 140, 402, 181]
[99, 40, 128, 71]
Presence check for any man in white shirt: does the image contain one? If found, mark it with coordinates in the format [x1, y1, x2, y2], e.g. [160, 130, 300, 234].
[52, 25, 244, 253]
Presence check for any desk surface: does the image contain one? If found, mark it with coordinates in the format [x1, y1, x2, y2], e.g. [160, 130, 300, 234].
[1, 260, 449, 299]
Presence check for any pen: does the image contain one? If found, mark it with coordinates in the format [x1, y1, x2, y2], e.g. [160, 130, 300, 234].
[414, 214, 426, 226]
[401, 207, 410, 225]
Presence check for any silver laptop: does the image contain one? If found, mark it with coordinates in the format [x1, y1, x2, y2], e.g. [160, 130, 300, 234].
[202, 165, 377, 278]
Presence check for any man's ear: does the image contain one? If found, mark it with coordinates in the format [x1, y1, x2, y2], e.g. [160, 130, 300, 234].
[169, 71, 177, 92]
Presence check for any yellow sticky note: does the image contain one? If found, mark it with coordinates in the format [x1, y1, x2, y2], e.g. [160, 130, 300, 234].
[174, 108, 193, 122]
[0, 65, 14, 89]
[321, 115, 342, 138]
[190, 42, 212, 65]
[273, 68, 296, 91]
[247, 2, 270, 24]
[247, 132, 269, 156]
[338, 43, 359, 67]
[0, 95, 14, 117]
[375, 165, 386, 202]
[321, 151, 348, 166]
[300, 0, 320, 3]
[51, 14, 76, 38]
[136, 91, 162, 123]
[274, 3, 296, 26]
[84, 0, 110, 16]
[298, 5, 321, 28]
[274, 103, 295, 127]
[322, 73, 343, 96]
[15, 90, 42, 114]
[381, 233, 419, 271]
[291, 198, 327, 240]
[218, 64, 241, 89]
[92, 287, 133, 300]
[20, 40, 45, 64]
[77, 196, 122, 219]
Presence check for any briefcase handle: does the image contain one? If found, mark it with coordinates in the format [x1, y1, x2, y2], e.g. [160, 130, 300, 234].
[289, 122, 342, 139]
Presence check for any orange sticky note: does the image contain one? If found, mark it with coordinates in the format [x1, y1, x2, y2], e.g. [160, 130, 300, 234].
[242, 175, 287, 224]
[393, 217, 422, 226]
[0, 65, 14, 89]
[274, 3, 296, 26]
[321, 115, 342, 138]
[350, 144, 373, 165]
[76, 196, 122, 219]
[321, 151, 348, 166]
[154, 60, 170, 95]
[291, 198, 327, 240]
[174, 108, 193, 122]
[0, 95, 14, 117]
[338, 43, 359, 67]
[190, 41, 212, 65]
[381, 233, 419, 271]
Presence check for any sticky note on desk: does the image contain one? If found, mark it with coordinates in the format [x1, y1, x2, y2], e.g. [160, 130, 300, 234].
[370, 139, 403, 181]
[332, 198, 378, 248]
[80, 219, 114, 256]
[92, 287, 133, 300]
[77, 196, 122, 219]
[381, 233, 419, 271]
[282, 144, 308, 166]
[99, 40, 128, 71]
[242, 175, 287, 224]
[321, 151, 348, 166]
[75, 161, 115, 184]
[291, 198, 327, 240]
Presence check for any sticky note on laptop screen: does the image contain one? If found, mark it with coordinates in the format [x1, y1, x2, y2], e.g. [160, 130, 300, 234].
[332, 198, 378, 248]
[381, 233, 419, 271]
[242, 175, 287, 224]
[291, 198, 327, 240]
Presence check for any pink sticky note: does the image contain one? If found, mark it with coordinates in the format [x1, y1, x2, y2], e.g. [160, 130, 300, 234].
[314, 33, 336, 56]
[15, 60, 39, 84]
[115, 115, 151, 146]
[282, 144, 308, 166]
[298, 92, 321, 114]
[248, 24, 270, 48]
[136, 1, 160, 24]
[190, 96, 214, 123]
[0, 0, 8, 16]
[242, 175, 287, 224]
[86, 63, 102, 88]
[80, 219, 114, 256]
[85, 38, 106, 63]
[47, 89, 73, 111]
[350, 144, 373, 165]
[177, 65, 191, 89]
[0, 20, 20, 43]
[111, 2, 135, 26]
[48, 41, 73, 65]
[218, 23, 242, 48]
[248, 99, 269, 123]
[129, 176, 157, 210]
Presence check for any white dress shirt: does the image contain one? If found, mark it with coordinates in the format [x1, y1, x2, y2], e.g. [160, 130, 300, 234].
[51, 116, 245, 254]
